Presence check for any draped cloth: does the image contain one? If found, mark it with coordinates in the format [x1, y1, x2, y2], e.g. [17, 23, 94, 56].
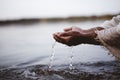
[96, 15, 120, 59]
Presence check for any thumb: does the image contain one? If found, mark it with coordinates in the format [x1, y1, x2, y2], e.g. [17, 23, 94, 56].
[59, 31, 75, 36]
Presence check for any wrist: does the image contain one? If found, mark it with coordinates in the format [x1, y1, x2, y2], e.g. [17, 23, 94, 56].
[83, 27, 103, 45]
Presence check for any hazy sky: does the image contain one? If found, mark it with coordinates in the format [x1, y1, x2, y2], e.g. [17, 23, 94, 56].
[0, 0, 120, 20]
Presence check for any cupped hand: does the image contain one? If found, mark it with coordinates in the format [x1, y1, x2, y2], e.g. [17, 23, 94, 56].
[53, 27, 88, 46]
[53, 26, 104, 46]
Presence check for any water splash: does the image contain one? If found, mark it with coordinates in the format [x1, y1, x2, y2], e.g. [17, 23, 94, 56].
[48, 41, 56, 69]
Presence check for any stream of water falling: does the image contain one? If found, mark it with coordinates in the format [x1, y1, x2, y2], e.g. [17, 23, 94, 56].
[68, 47, 74, 70]
[48, 41, 74, 70]
[48, 41, 56, 69]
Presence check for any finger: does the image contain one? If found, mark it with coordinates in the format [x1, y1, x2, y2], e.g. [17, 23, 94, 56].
[59, 36, 73, 46]
[54, 34, 72, 45]
[64, 27, 72, 32]
[53, 32, 61, 36]
[59, 32, 71, 36]
[53, 34, 66, 44]
[53, 32, 68, 37]
[55, 34, 72, 44]
[72, 27, 82, 31]
[60, 31, 79, 37]
[53, 34, 62, 43]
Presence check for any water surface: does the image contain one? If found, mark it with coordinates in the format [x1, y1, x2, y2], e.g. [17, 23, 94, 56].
[0, 20, 119, 80]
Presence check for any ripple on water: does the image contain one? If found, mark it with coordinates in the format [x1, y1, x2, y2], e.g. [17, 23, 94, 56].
[0, 61, 120, 80]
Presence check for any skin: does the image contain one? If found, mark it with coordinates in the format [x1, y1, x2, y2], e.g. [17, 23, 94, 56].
[53, 26, 104, 46]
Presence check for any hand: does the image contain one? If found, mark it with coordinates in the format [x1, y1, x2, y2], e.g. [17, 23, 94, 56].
[53, 27, 104, 46]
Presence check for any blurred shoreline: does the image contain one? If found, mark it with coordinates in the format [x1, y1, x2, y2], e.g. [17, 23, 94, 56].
[0, 14, 119, 25]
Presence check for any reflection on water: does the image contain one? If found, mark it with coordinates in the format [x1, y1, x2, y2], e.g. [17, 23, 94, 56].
[0, 20, 118, 79]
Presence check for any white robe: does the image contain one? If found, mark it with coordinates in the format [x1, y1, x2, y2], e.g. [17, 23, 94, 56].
[96, 15, 120, 59]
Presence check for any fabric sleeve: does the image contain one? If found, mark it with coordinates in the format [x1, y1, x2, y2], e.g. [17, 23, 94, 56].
[101, 15, 120, 29]
[96, 25, 120, 59]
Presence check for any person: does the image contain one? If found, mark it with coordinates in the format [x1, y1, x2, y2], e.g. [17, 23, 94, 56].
[53, 15, 120, 60]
